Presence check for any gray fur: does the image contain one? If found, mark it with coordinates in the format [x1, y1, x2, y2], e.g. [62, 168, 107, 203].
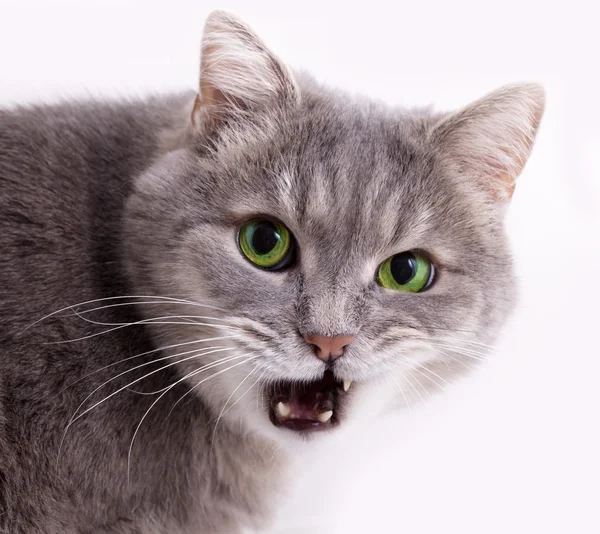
[0, 10, 544, 534]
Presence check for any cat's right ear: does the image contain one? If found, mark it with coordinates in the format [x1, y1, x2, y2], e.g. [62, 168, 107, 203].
[191, 11, 299, 132]
[429, 84, 545, 203]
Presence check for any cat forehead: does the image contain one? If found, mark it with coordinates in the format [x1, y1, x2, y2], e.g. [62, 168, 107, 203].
[218, 101, 430, 191]
[225, 163, 443, 262]
[223, 114, 440, 244]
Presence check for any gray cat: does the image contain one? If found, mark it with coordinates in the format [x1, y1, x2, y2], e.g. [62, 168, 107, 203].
[0, 10, 544, 534]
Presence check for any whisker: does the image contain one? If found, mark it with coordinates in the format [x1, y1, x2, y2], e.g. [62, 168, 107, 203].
[212, 368, 258, 427]
[384, 349, 433, 400]
[383, 334, 492, 363]
[165, 355, 259, 420]
[70, 347, 238, 425]
[425, 326, 482, 335]
[56, 348, 244, 468]
[219, 370, 266, 421]
[127, 355, 257, 483]
[386, 371, 414, 414]
[400, 356, 453, 391]
[210, 369, 266, 453]
[44, 316, 240, 345]
[437, 340, 496, 355]
[441, 338, 498, 350]
[392, 357, 429, 405]
[410, 366, 446, 391]
[66, 300, 237, 322]
[58, 334, 240, 395]
[407, 369, 432, 399]
[404, 371, 430, 402]
[368, 358, 419, 412]
[409, 374, 431, 399]
[21, 294, 231, 334]
[445, 352, 477, 371]
[428, 342, 489, 362]
[125, 387, 164, 396]
[70, 308, 243, 330]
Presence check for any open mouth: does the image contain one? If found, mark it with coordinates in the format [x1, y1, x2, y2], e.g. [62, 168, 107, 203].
[267, 370, 353, 432]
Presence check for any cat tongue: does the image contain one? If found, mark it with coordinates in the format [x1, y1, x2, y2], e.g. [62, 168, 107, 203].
[287, 387, 335, 420]
[271, 371, 339, 428]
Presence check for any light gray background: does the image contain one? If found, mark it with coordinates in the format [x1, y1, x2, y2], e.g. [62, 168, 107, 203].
[1, 1, 598, 533]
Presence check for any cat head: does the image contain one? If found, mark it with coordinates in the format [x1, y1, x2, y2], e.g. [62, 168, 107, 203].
[125, 11, 544, 445]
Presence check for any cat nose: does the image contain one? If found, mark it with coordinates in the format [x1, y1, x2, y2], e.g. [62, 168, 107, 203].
[304, 334, 356, 362]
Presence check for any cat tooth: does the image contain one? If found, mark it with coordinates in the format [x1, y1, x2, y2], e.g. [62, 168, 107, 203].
[343, 379, 353, 392]
[316, 410, 333, 423]
[276, 402, 291, 418]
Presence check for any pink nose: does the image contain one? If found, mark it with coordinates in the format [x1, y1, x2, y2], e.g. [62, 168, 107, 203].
[304, 334, 356, 362]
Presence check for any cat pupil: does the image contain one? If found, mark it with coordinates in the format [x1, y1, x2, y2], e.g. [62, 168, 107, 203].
[252, 222, 279, 255]
[390, 252, 417, 285]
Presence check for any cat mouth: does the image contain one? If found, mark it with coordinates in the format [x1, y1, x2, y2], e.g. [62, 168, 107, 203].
[267, 370, 352, 432]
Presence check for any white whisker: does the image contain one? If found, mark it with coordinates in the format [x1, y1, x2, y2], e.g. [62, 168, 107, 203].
[70, 347, 239, 425]
[437, 350, 477, 371]
[410, 374, 431, 399]
[212, 367, 258, 426]
[21, 294, 231, 334]
[404, 371, 430, 402]
[66, 300, 237, 322]
[59, 334, 241, 395]
[211, 369, 266, 452]
[401, 356, 453, 391]
[428, 342, 489, 362]
[436, 335, 498, 351]
[127, 355, 257, 483]
[70, 309, 242, 330]
[386, 371, 413, 414]
[45, 316, 240, 345]
[395, 359, 430, 405]
[165, 354, 258, 420]
[56, 348, 245, 468]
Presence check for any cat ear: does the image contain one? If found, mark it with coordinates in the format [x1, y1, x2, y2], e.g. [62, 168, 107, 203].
[192, 11, 299, 129]
[430, 84, 545, 202]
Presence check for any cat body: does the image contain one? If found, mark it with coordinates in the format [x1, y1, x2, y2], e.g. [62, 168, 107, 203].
[0, 95, 281, 533]
[0, 11, 544, 534]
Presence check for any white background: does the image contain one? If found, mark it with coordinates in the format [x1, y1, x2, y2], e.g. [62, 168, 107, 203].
[1, 1, 599, 533]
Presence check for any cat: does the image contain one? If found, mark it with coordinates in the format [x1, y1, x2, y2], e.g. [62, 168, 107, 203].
[0, 9, 544, 534]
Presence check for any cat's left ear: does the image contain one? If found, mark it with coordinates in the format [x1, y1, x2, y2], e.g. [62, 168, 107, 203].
[191, 11, 299, 131]
[430, 84, 545, 202]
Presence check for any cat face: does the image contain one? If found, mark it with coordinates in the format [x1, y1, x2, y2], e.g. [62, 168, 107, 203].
[125, 12, 544, 445]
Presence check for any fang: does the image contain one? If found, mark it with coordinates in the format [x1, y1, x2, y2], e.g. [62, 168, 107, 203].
[316, 410, 333, 423]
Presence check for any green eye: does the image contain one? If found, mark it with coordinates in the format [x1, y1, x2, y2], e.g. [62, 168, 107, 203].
[377, 251, 434, 292]
[238, 220, 294, 270]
